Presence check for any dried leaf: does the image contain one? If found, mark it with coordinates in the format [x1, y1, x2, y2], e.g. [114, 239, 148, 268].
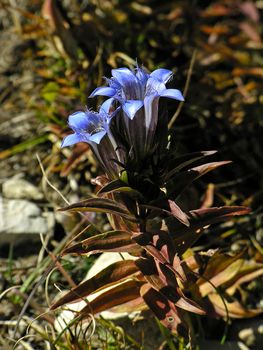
[197, 252, 245, 297]
[224, 262, 263, 295]
[208, 293, 263, 318]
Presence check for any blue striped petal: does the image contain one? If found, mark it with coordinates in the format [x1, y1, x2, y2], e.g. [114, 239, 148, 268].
[150, 68, 173, 83]
[99, 98, 114, 114]
[89, 86, 116, 98]
[123, 100, 144, 120]
[160, 89, 184, 101]
[146, 77, 166, 96]
[61, 133, 87, 147]
[68, 112, 89, 131]
[111, 68, 138, 87]
[135, 67, 149, 84]
[88, 130, 107, 144]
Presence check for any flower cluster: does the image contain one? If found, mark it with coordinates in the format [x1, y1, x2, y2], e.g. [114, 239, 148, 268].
[62, 65, 184, 178]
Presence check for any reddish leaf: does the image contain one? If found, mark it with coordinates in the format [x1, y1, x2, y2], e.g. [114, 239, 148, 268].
[140, 284, 187, 335]
[168, 200, 190, 226]
[164, 206, 250, 254]
[58, 197, 137, 222]
[164, 150, 217, 181]
[80, 280, 143, 316]
[63, 230, 141, 256]
[239, 2, 260, 22]
[132, 231, 186, 282]
[167, 161, 231, 199]
[140, 199, 189, 226]
[97, 179, 142, 198]
[136, 258, 205, 315]
[51, 260, 139, 309]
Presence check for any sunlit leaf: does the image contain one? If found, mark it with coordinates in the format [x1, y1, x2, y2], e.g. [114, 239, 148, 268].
[80, 280, 144, 316]
[208, 293, 263, 318]
[97, 179, 142, 198]
[140, 284, 187, 335]
[51, 260, 139, 309]
[164, 150, 217, 181]
[166, 161, 231, 199]
[63, 230, 141, 256]
[197, 252, 245, 297]
[58, 197, 137, 222]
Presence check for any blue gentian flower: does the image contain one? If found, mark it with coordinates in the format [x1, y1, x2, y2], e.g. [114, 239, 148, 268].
[61, 99, 114, 147]
[90, 66, 184, 159]
[62, 99, 122, 178]
[90, 67, 184, 120]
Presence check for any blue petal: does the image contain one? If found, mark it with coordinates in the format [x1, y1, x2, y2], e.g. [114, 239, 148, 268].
[122, 100, 144, 120]
[99, 97, 114, 114]
[150, 68, 173, 83]
[89, 86, 116, 98]
[68, 112, 89, 131]
[145, 77, 166, 96]
[61, 133, 87, 147]
[160, 89, 184, 101]
[135, 67, 149, 84]
[111, 68, 138, 87]
[143, 94, 159, 130]
[88, 130, 107, 144]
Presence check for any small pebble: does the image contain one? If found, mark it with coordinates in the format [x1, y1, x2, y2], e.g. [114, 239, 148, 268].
[239, 328, 255, 347]
[237, 341, 250, 350]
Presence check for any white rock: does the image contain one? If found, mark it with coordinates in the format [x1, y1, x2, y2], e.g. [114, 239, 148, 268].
[2, 176, 43, 200]
[55, 252, 139, 333]
[0, 196, 54, 245]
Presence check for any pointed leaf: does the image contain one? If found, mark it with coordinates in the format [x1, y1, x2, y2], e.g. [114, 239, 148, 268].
[164, 150, 217, 181]
[58, 197, 137, 222]
[80, 280, 143, 316]
[224, 263, 263, 295]
[140, 284, 187, 335]
[136, 258, 205, 315]
[107, 296, 146, 314]
[165, 206, 250, 254]
[168, 200, 190, 226]
[97, 179, 142, 198]
[166, 161, 231, 199]
[63, 230, 141, 256]
[197, 252, 245, 297]
[140, 199, 189, 226]
[208, 293, 263, 318]
[132, 231, 186, 282]
[51, 260, 139, 309]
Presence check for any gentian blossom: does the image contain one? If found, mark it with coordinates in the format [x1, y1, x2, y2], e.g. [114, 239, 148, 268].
[90, 66, 184, 159]
[61, 99, 122, 178]
[62, 65, 184, 178]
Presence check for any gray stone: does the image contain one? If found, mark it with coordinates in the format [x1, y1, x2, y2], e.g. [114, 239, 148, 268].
[0, 196, 54, 245]
[2, 176, 43, 200]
